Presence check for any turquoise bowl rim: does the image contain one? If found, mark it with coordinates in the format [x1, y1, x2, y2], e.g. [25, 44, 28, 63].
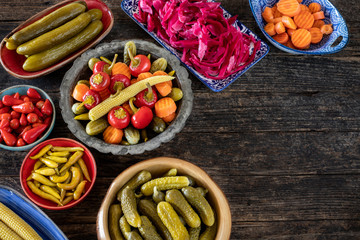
[0, 85, 56, 151]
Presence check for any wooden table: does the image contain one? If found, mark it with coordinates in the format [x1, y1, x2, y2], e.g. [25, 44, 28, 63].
[0, 0, 359, 239]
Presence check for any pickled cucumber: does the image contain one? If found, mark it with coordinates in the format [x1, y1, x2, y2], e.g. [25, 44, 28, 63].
[7, 2, 87, 48]
[189, 227, 201, 240]
[165, 189, 201, 228]
[152, 186, 165, 204]
[141, 177, 190, 196]
[108, 204, 125, 240]
[17, 12, 92, 55]
[85, 118, 109, 136]
[181, 187, 215, 227]
[87, 8, 103, 21]
[121, 186, 142, 228]
[128, 231, 143, 240]
[119, 216, 131, 239]
[150, 58, 167, 73]
[157, 201, 189, 240]
[117, 170, 152, 202]
[23, 20, 103, 71]
[163, 168, 177, 177]
[199, 221, 217, 240]
[138, 216, 163, 240]
[138, 199, 173, 240]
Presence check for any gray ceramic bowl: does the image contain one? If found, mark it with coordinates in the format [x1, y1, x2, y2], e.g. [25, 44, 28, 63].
[60, 40, 193, 155]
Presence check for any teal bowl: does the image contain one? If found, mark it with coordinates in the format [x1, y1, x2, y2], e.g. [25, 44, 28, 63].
[0, 85, 55, 151]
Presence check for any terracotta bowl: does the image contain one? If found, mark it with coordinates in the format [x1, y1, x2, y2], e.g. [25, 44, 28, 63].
[20, 138, 97, 210]
[96, 157, 232, 239]
[0, 0, 113, 79]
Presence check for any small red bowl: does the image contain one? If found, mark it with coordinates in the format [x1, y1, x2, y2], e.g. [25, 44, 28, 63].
[0, 0, 114, 79]
[20, 138, 97, 210]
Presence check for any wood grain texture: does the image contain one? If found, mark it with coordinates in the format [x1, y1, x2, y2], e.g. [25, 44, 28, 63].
[0, 0, 359, 239]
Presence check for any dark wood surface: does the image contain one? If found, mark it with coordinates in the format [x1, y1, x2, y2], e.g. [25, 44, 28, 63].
[0, 0, 359, 239]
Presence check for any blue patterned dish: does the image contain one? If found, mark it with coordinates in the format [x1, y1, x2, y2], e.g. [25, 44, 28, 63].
[0, 185, 68, 240]
[249, 0, 349, 54]
[0, 85, 56, 151]
[121, 0, 269, 92]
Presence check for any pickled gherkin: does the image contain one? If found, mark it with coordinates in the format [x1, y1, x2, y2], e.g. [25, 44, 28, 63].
[124, 126, 140, 145]
[199, 221, 217, 240]
[150, 58, 168, 73]
[119, 216, 131, 239]
[86, 118, 109, 136]
[117, 170, 152, 202]
[124, 41, 136, 65]
[138, 216, 163, 240]
[141, 176, 190, 196]
[157, 202, 189, 240]
[108, 204, 125, 240]
[189, 227, 201, 240]
[165, 189, 201, 228]
[138, 199, 173, 240]
[121, 186, 142, 228]
[128, 231, 143, 240]
[181, 187, 215, 227]
[152, 186, 165, 204]
[149, 117, 166, 133]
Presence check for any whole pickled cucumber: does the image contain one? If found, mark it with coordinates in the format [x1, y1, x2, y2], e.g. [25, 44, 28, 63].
[138, 216, 163, 240]
[181, 187, 215, 227]
[121, 186, 142, 228]
[163, 168, 177, 177]
[124, 126, 140, 145]
[87, 8, 103, 21]
[108, 204, 125, 240]
[85, 118, 109, 136]
[119, 216, 131, 239]
[17, 12, 92, 55]
[117, 170, 152, 202]
[165, 189, 201, 228]
[128, 231, 143, 240]
[23, 20, 103, 72]
[138, 199, 173, 240]
[199, 221, 217, 240]
[124, 41, 136, 65]
[141, 176, 190, 196]
[7, 2, 87, 48]
[157, 201, 189, 240]
[149, 117, 166, 133]
[150, 58, 167, 73]
[195, 187, 208, 197]
[189, 227, 201, 240]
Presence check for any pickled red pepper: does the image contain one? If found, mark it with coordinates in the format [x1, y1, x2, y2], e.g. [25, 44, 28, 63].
[135, 0, 261, 80]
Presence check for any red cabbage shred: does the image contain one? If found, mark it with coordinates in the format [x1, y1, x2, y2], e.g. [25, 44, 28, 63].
[135, 0, 261, 80]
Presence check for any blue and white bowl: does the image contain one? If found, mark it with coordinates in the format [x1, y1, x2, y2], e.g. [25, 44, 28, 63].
[249, 0, 349, 54]
[121, 0, 269, 92]
[0, 85, 55, 151]
[0, 185, 68, 240]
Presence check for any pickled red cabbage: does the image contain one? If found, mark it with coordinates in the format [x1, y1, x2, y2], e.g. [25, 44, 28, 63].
[135, 0, 260, 80]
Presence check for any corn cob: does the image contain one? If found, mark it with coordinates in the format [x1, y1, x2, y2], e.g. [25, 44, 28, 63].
[89, 76, 174, 121]
[0, 202, 42, 240]
[0, 220, 23, 240]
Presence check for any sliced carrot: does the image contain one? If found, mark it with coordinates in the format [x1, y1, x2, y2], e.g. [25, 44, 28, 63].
[72, 84, 89, 102]
[313, 11, 325, 20]
[291, 29, 311, 49]
[294, 10, 314, 29]
[153, 71, 172, 96]
[272, 17, 283, 23]
[312, 19, 325, 29]
[297, 0, 302, 3]
[309, 27, 323, 44]
[320, 24, 333, 35]
[308, 2, 321, 13]
[262, 7, 274, 23]
[264, 23, 276, 36]
[275, 22, 286, 34]
[111, 62, 131, 79]
[162, 112, 176, 123]
[273, 6, 283, 18]
[287, 28, 296, 37]
[282, 16, 297, 29]
[137, 72, 153, 81]
[155, 97, 177, 118]
[273, 32, 289, 44]
[271, 6, 277, 14]
[300, 4, 310, 12]
[277, 0, 300, 17]
[285, 40, 296, 49]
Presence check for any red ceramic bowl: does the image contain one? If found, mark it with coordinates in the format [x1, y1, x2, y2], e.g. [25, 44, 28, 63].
[20, 138, 97, 210]
[0, 0, 113, 79]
